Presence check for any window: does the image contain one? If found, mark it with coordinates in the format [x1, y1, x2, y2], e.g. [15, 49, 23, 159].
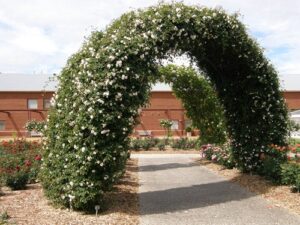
[28, 99, 38, 109]
[171, 120, 179, 130]
[44, 99, 51, 109]
[185, 120, 192, 129]
[0, 121, 5, 131]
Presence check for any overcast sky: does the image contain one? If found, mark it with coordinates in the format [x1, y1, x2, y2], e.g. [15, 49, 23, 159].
[0, 0, 299, 75]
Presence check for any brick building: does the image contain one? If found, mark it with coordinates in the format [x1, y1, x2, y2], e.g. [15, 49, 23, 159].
[0, 73, 300, 137]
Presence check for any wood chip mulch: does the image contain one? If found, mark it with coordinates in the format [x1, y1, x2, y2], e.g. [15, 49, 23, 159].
[0, 159, 139, 225]
[196, 159, 300, 216]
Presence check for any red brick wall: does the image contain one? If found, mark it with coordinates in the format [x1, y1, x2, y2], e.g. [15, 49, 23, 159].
[134, 92, 186, 136]
[283, 92, 300, 110]
[0, 92, 52, 136]
[1, 91, 300, 137]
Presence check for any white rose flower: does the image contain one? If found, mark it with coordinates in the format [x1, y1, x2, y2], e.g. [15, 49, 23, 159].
[116, 60, 122, 67]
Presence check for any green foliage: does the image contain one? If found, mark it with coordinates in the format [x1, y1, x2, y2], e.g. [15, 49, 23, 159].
[141, 138, 158, 150]
[160, 119, 173, 138]
[171, 138, 199, 150]
[129, 139, 142, 151]
[43, 2, 288, 210]
[201, 143, 236, 169]
[5, 171, 29, 190]
[201, 144, 215, 160]
[185, 126, 192, 133]
[261, 157, 283, 183]
[214, 143, 235, 169]
[129, 138, 159, 151]
[295, 174, 300, 192]
[288, 118, 300, 133]
[258, 145, 287, 183]
[157, 140, 166, 151]
[160, 65, 227, 144]
[0, 211, 9, 223]
[25, 120, 46, 133]
[281, 163, 300, 191]
[0, 139, 42, 189]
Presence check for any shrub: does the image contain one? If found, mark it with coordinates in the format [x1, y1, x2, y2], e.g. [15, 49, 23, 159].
[5, 171, 29, 190]
[0, 139, 42, 189]
[25, 120, 46, 133]
[259, 145, 288, 183]
[295, 174, 300, 192]
[214, 143, 235, 169]
[0, 211, 9, 222]
[281, 162, 300, 191]
[130, 138, 159, 151]
[157, 141, 166, 151]
[261, 156, 283, 183]
[140, 138, 158, 150]
[171, 138, 198, 150]
[130, 139, 142, 151]
[201, 144, 215, 160]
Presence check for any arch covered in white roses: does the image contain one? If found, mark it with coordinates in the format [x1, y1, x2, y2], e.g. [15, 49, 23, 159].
[40, 3, 288, 210]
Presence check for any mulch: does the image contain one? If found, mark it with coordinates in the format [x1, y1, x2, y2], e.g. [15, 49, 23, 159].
[0, 159, 139, 225]
[196, 159, 300, 216]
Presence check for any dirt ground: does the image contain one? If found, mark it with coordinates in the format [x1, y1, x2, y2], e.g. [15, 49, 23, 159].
[196, 159, 300, 216]
[0, 159, 139, 225]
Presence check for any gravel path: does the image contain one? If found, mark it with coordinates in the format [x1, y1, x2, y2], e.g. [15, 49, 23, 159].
[133, 154, 300, 225]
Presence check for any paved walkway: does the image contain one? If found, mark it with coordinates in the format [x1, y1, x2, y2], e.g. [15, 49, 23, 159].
[132, 154, 300, 225]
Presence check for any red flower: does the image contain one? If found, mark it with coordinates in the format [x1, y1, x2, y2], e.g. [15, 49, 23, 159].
[35, 155, 42, 161]
[16, 165, 21, 171]
[24, 160, 32, 167]
[259, 153, 265, 160]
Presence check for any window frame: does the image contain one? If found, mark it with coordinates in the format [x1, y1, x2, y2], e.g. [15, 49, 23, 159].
[0, 120, 5, 131]
[27, 99, 38, 109]
[170, 120, 179, 130]
[43, 98, 51, 109]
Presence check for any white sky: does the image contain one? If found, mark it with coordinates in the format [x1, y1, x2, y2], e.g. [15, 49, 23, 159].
[0, 0, 299, 76]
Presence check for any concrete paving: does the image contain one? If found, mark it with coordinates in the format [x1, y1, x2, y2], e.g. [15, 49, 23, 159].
[132, 154, 300, 225]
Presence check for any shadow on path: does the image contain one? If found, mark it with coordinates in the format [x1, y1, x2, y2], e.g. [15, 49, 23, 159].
[139, 179, 255, 215]
[139, 162, 199, 172]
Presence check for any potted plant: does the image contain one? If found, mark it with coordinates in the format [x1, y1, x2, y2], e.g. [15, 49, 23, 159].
[185, 126, 192, 137]
[160, 119, 173, 139]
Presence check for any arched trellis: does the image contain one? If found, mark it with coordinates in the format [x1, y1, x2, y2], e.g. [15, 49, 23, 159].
[40, 3, 288, 210]
[159, 64, 227, 144]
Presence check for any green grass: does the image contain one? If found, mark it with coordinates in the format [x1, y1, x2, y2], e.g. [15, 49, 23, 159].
[289, 138, 300, 145]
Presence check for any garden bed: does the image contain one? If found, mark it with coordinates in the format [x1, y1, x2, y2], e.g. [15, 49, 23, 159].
[0, 159, 139, 225]
[196, 159, 300, 215]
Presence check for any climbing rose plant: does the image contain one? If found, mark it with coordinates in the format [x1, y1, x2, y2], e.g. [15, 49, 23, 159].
[40, 3, 288, 210]
[160, 64, 227, 144]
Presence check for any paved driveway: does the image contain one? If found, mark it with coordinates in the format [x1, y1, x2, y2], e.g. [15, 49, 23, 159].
[132, 154, 300, 225]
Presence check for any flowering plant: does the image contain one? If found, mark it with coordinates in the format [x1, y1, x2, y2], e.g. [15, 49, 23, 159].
[0, 139, 42, 189]
[160, 119, 173, 138]
[41, 2, 288, 210]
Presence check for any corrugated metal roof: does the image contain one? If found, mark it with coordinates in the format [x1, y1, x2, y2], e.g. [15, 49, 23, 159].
[0, 73, 56, 92]
[0, 73, 299, 92]
[279, 74, 300, 91]
[151, 82, 172, 91]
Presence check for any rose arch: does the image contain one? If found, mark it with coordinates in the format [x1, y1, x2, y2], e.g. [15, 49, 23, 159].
[40, 3, 288, 210]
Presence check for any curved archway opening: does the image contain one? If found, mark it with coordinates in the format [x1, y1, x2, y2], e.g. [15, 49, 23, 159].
[40, 3, 288, 210]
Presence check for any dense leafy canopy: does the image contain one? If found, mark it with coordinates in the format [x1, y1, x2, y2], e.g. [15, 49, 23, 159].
[41, 3, 288, 210]
[160, 65, 227, 144]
